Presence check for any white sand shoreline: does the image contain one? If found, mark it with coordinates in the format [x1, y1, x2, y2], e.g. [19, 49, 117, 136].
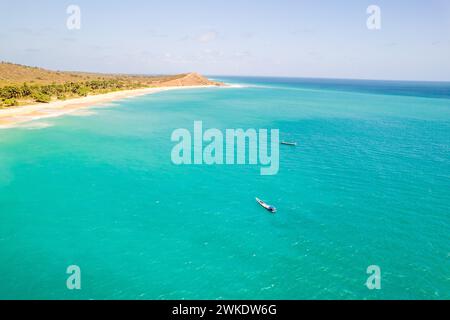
[0, 85, 218, 129]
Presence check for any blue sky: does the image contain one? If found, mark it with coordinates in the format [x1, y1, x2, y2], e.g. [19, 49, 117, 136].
[1, 0, 449, 81]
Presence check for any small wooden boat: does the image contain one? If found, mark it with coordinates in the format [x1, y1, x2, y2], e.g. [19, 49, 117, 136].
[280, 141, 297, 146]
[256, 197, 277, 213]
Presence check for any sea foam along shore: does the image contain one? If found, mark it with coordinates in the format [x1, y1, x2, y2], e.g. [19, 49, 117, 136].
[0, 85, 219, 129]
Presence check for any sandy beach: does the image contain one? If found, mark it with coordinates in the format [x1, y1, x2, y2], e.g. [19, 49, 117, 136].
[0, 85, 216, 129]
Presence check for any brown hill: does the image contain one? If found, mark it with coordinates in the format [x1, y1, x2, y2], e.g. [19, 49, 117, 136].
[0, 62, 222, 87]
[0, 62, 223, 107]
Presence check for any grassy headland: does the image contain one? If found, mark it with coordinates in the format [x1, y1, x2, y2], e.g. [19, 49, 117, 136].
[0, 62, 222, 108]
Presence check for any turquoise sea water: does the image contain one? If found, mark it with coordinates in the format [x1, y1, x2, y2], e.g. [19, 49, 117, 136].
[0, 77, 449, 299]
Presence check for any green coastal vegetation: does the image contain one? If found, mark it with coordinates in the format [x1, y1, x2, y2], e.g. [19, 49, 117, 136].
[0, 79, 143, 107]
[0, 62, 217, 108]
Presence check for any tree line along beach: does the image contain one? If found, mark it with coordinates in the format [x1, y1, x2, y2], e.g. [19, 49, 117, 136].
[0, 62, 224, 128]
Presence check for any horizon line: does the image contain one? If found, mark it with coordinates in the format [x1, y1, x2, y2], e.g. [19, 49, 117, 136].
[2, 60, 450, 84]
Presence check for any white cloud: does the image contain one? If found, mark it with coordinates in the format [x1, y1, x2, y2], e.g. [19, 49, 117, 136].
[197, 31, 217, 43]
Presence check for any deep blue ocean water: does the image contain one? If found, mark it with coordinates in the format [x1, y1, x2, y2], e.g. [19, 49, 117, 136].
[0, 77, 449, 299]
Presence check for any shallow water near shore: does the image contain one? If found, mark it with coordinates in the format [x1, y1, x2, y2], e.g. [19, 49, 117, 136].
[0, 77, 449, 299]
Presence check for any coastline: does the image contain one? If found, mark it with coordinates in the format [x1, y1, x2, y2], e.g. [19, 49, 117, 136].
[0, 85, 218, 129]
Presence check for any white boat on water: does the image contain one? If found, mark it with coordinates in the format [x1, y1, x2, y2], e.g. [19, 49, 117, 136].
[280, 141, 297, 146]
[256, 197, 277, 213]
